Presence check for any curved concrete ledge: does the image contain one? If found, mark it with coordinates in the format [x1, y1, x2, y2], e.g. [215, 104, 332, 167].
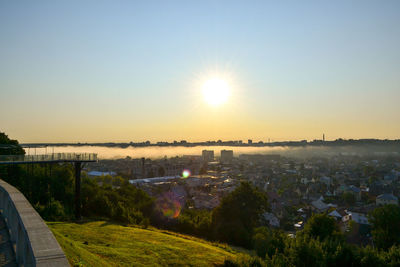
[0, 179, 69, 267]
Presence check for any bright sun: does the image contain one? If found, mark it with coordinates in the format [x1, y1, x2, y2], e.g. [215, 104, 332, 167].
[202, 78, 230, 106]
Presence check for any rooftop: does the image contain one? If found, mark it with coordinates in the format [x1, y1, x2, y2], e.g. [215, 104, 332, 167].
[377, 193, 398, 201]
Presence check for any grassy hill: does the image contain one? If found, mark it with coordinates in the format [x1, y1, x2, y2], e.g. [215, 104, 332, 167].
[48, 221, 239, 266]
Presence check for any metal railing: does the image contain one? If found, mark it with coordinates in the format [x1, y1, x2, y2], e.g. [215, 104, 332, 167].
[0, 153, 97, 163]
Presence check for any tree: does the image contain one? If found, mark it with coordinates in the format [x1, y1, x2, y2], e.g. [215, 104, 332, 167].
[302, 213, 340, 241]
[0, 132, 25, 155]
[212, 182, 269, 247]
[286, 236, 325, 267]
[253, 227, 286, 259]
[103, 175, 113, 185]
[0, 132, 25, 185]
[112, 176, 124, 187]
[342, 192, 356, 206]
[253, 227, 271, 258]
[369, 204, 400, 250]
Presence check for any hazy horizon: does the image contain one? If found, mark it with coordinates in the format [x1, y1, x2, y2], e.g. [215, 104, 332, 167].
[24, 144, 399, 160]
[19, 137, 400, 144]
[1, 1, 400, 143]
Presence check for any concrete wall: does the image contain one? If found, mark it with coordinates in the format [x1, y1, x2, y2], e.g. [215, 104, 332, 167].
[0, 179, 69, 267]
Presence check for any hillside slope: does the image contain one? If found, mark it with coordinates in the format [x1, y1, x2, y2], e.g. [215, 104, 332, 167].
[48, 221, 238, 266]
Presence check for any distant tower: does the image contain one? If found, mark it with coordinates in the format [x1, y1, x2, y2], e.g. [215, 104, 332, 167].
[323, 134, 325, 141]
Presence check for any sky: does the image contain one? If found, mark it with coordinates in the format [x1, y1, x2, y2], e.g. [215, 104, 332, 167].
[1, 1, 400, 143]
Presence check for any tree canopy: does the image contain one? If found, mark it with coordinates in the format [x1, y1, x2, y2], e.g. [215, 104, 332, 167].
[302, 213, 340, 241]
[0, 132, 25, 155]
[369, 204, 400, 250]
[212, 182, 269, 247]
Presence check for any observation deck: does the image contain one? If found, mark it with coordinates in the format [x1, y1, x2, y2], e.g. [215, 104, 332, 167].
[0, 153, 98, 220]
[0, 153, 97, 165]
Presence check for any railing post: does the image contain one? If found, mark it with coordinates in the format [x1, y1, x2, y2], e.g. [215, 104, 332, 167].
[16, 223, 24, 264]
[74, 162, 82, 220]
[0, 190, 4, 210]
[10, 208, 17, 243]
[5, 199, 11, 224]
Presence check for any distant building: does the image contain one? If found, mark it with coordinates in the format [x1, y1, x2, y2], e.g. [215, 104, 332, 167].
[342, 211, 370, 226]
[248, 139, 252, 144]
[87, 171, 117, 177]
[263, 212, 280, 228]
[376, 193, 398, 206]
[238, 154, 281, 162]
[182, 155, 201, 161]
[320, 176, 331, 186]
[220, 150, 233, 164]
[342, 211, 371, 241]
[129, 175, 180, 185]
[328, 210, 343, 221]
[202, 150, 214, 162]
[383, 173, 398, 184]
[311, 197, 329, 212]
[345, 185, 362, 201]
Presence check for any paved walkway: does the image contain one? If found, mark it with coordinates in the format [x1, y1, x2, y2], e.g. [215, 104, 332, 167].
[0, 213, 16, 267]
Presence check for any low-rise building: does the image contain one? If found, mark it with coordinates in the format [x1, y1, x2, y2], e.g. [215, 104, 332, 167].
[376, 193, 398, 206]
[342, 211, 370, 226]
[87, 171, 117, 177]
[263, 212, 280, 228]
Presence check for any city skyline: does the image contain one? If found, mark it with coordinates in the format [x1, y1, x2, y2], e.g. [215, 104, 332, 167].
[1, 1, 400, 143]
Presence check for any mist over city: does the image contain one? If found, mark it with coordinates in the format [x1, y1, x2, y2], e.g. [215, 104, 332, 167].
[24, 143, 400, 159]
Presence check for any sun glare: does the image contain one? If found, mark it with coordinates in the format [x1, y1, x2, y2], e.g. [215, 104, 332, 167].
[202, 78, 230, 106]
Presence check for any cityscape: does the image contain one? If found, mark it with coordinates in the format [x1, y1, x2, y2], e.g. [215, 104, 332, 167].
[86, 146, 399, 235]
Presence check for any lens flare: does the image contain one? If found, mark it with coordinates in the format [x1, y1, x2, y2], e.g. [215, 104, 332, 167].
[156, 192, 183, 219]
[160, 200, 181, 218]
[182, 169, 191, 178]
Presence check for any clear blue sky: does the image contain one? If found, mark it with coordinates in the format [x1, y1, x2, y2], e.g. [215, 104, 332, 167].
[1, 1, 399, 142]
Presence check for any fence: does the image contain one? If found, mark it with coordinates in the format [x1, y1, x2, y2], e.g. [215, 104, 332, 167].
[0, 180, 69, 266]
[0, 153, 97, 163]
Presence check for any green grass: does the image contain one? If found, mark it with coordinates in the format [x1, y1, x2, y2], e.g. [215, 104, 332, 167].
[47, 221, 239, 266]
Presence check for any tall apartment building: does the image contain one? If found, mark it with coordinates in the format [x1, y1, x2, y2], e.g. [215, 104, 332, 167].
[220, 150, 233, 164]
[202, 150, 214, 162]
